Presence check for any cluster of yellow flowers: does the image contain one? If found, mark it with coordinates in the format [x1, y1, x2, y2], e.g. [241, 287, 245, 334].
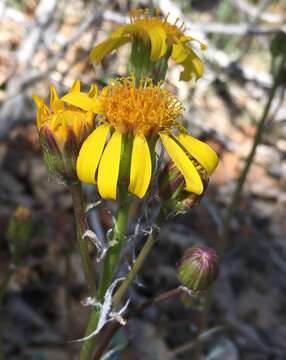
[34, 9, 218, 200]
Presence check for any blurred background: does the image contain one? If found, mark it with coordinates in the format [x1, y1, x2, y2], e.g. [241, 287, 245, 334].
[0, 0, 286, 359]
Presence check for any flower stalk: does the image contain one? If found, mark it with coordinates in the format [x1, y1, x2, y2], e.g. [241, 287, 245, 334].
[80, 136, 133, 360]
[98, 134, 133, 298]
[79, 210, 164, 360]
[79, 198, 130, 360]
[112, 218, 163, 306]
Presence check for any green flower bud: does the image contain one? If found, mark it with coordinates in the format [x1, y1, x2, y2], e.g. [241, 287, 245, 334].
[177, 246, 219, 292]
[158, 161, 208, 218]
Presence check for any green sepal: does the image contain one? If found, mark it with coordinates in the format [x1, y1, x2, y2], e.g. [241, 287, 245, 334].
[128, 38, 170, 84]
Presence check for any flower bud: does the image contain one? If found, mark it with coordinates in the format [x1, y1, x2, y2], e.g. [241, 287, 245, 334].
[33, 82, 96, 185]
[158, 161, 208, 218]
[177, 246, 219, 292]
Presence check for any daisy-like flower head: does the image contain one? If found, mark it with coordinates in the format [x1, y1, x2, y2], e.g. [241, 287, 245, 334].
[33, 81, 98, 183]
[90, 8, 206, 82]
[62, 76, 218, 199]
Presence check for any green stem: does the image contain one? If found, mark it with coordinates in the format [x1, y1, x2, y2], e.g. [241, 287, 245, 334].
[91, 213, 165, 359]
[98, 134, 133, 299]
[80, 135, 133, 360]
[113, 218, 162, 306]
[80, 310, 100, 360]
[219, 64, 283, 253]
[70, 182, 96, 296]
[79, 199, 131, 360]
[98, 195, 131, 299]
[80, 201, 163, 360]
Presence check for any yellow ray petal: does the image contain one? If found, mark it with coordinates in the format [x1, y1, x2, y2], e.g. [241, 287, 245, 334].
[70, 80, 81, 92]
[85, 111, 94, 128]
[97, 130, 122, 200]
[50, 85, 64, 111]
[160, 133, 203, 194]
[76, 124, 110, 184]
[89, 36, 130, 64]
[178, 133, 218, 176]
[88, 84, 98, 98]
[146, 26, 167, 61]
[171, 43, 188, 63]
[32, 95, 43, 109]
[61, 92, 96, 112]
[179, 48, 204, 81]
[128, 134, 152, 198]
[32, 95, 50, 128]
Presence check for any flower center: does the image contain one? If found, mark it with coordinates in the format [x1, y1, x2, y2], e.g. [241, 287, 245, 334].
[99, 77, 183, 135]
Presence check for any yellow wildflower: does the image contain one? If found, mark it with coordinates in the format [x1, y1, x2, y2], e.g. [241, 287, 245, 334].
[33, 81, 98, 150]
[62, 77, 218, 199]
[33, 81, 98, 182]
[90, 8, 206, 81]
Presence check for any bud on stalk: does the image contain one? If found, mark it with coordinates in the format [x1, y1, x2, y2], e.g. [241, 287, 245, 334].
[158, 161, 208, 218]
[177, 245, 219, 292]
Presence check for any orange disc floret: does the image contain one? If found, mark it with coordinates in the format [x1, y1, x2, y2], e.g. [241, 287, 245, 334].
[99, 76, 183, 135]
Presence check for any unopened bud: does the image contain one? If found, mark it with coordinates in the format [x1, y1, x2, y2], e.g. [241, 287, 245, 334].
[177, 246, 219, 292]
[158, 161, 208, 218]
[33, 82, 95, 185]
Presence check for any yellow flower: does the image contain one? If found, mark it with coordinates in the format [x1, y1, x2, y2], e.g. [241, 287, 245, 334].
[62, 77, 218, 200]
[33, 81, 98, 182]
[90, 8, 206, 81]
[33, 81, 97, 150]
